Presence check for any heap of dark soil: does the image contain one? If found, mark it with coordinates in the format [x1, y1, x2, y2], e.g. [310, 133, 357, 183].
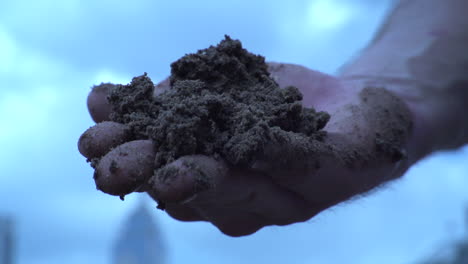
[108, 35, 330, 170]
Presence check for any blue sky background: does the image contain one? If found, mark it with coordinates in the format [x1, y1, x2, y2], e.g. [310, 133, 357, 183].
[1, 0, 467, 263]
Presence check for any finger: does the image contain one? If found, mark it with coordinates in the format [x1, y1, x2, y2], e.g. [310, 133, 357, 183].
[94, 140, 155, 197]
[87, 83, 116, 123]
[191, 167, 316, 227]
[87, 77, 170, 123]
[149, 155, 224, 203]
[228, 172, 316, 226]
[165, 203, 206, 222]
[151, 155, 316, 227]
[78, 121, 130, 159]
[196, 208, 266, 237]
[146, 191, 205, 221]
[149, 166, 266, 237]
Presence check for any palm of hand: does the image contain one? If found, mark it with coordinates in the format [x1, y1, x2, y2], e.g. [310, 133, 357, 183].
[78, 63, 412, 236]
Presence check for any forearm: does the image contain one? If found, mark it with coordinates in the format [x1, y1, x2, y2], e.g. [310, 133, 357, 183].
[338, 0, 468, 161]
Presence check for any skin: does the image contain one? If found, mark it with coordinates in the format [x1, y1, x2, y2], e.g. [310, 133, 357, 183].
[78, 0, 468, 237]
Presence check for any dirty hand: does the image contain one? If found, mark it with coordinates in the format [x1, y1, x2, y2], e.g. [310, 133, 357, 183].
[78, 62, 413, 237]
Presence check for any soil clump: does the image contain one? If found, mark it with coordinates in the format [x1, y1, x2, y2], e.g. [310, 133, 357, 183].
[107, 35, 330, 171]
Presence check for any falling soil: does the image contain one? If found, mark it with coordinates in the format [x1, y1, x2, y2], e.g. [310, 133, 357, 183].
[107, 35, 330, 171]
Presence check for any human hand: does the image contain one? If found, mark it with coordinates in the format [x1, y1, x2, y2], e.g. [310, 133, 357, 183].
[78, 62, 413, 237]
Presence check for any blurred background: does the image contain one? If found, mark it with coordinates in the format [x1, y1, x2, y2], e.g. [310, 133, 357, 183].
[1, 0, 467, 263]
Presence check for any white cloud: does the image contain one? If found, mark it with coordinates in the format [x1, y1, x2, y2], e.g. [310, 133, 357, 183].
[0, 26, 62, 148]
[92, 69, 132, 86]
[0, 25, 77, 150]
[0, 87, 58, 143]
[1, 0, 83, 27]
[0, 25, 17, 73]
[0, 24, 73, 80]
[306, 0, 357, 31]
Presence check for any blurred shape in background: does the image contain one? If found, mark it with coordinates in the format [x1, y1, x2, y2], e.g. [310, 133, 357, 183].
[419, 206, 468, 264]
[113, 200, 167, 264]
[0, 216, 14, 264]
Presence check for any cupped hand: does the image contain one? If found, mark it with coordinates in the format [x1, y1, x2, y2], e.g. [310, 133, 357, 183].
[78, 62, 413, 237]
